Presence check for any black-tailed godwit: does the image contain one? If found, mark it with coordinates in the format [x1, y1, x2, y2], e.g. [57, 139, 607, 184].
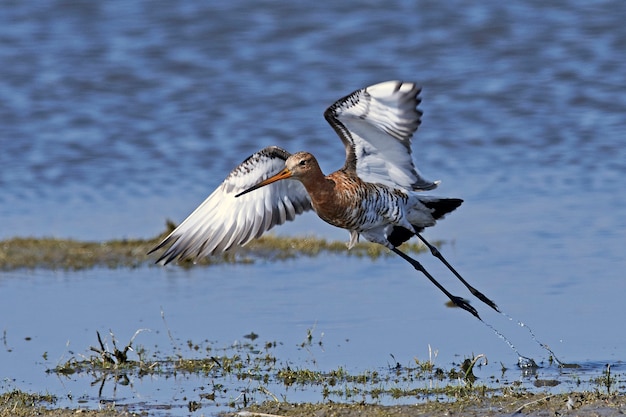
[150, 81, 498, 319]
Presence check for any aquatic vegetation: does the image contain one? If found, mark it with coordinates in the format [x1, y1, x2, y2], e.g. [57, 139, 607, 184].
[63, 351, 476, 408]
[0, 390, 56, 417]
[0, 224, 432, 270]
[45, 328, 503, 410]
[44, 328, 625, 415]
[0, 324, 622, 416]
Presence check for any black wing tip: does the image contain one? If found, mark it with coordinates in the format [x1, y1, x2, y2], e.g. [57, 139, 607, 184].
[149, 249, 173, 266]
[147, 235, 181, 265]
[153, 250, 183, 266]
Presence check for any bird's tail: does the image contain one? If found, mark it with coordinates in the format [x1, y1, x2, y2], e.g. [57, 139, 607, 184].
[387, 197, 462, 247]
[420, 197, 463, 220]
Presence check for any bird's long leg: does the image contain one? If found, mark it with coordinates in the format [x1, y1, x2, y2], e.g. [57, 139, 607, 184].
[390, 247, 481, 320]
[416, 233, 499, 313]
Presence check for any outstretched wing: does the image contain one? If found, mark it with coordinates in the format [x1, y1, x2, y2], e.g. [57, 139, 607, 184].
[324, 80, 439, 191]
[150, 146, 312, 264]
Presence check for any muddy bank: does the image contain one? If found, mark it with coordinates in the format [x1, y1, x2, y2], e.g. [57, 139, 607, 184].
[0, 225, 429, 270]
[241, 393, 625, 416]
[2, 391, 625, 416]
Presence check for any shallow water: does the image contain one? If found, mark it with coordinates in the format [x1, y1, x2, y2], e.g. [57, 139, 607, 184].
[1, 262, 624, 414]
[1, 0, 625, 415]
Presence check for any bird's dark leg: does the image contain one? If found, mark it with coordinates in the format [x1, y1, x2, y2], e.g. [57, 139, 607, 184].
[390, 247, 481, 320]
[416, 233, 499, 313]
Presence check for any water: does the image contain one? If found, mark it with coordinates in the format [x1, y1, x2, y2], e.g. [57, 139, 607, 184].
[1, 0, 625, 415]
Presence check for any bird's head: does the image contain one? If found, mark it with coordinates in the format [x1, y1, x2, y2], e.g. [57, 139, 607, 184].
[284, 152, 319, 178]
[235, 151, 319, 197]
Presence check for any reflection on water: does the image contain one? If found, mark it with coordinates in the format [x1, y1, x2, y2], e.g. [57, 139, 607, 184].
[0, 0, 625, 415]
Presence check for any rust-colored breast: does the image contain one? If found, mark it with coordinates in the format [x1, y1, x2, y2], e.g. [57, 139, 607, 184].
[303, 171, 372, 230]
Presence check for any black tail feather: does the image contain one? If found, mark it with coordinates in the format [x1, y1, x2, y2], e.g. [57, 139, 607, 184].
[422, 198, 463, 220]
[387, 198, 463, 247]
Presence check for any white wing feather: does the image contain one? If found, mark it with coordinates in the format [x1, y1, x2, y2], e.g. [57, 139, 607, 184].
[324, 80, 439, 191]
[150, 146, 312, 264]
[152, 81, 435, 264]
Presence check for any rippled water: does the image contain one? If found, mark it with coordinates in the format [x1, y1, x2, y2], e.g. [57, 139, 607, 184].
[1, 1, 625, 415]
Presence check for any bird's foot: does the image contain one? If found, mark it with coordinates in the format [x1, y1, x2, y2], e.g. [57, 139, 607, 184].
[451, 296, 481, 320]
[470, 289, 500, 313]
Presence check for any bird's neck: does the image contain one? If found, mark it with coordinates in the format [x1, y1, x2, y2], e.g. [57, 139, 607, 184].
[299, 170, 352, 228]
[299, 168, 335, 200]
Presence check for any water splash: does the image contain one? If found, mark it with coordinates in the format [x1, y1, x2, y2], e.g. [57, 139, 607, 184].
[498, 309, 565, 366]
[479, 318, 538, 369]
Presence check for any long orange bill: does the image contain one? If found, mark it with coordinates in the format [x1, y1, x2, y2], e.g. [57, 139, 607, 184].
[235, 167, 293, 197]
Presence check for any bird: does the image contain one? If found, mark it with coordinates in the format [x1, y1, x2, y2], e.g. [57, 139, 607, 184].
[149, 80, 498, 319]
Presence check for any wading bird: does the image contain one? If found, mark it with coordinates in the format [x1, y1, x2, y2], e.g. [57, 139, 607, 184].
[150, 81, 498, 319]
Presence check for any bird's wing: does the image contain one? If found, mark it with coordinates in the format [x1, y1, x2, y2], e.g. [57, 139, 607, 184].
[149, 146, 312, 264]
[324, 80, 439, 191]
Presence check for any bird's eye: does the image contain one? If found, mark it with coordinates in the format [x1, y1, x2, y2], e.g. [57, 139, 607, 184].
[299, 159, 306, 166]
